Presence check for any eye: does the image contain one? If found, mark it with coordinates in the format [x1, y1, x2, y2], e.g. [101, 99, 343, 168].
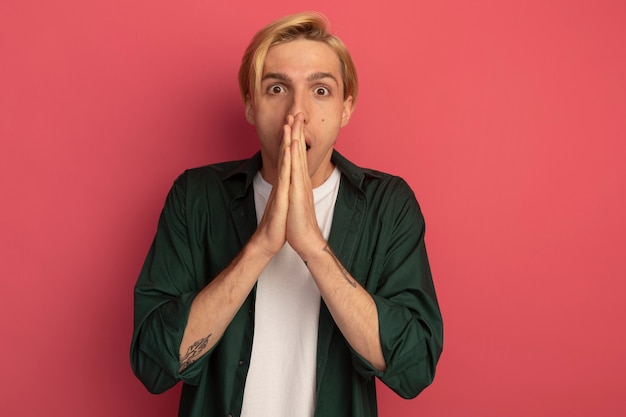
[314, 86, 330, 96]
[267, 84, 286, 95]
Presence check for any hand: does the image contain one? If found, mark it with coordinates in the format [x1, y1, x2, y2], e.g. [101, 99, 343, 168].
[250, 117, 292, 256]
[285, 113, 326, 259]
[250, 112, 325, 259]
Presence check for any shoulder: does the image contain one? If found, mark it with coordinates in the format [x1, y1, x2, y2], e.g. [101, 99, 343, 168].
[177, 158, 245, 183]
[334, 151, 418, 207]
[172, 153, 261, 192]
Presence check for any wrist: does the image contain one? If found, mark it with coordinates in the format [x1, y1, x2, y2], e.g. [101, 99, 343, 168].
[297, 235, 328, 265]
[246, 232, 281, 262]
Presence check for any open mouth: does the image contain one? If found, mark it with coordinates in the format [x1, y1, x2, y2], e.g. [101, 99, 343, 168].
[306, 143, 311, 151]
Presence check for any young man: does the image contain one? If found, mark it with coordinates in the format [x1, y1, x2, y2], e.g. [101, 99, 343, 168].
[131, 11, 443, 417]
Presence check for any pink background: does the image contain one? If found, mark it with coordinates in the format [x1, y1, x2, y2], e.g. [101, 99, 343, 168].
[1, 0, 625, 416]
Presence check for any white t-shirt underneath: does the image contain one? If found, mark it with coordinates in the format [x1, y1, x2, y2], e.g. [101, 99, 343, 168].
[240, 167, 341, 417]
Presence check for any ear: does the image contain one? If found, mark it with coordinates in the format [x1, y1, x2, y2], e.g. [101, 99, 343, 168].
[340, 95, 354, 128]
[245, 97, 256, 125]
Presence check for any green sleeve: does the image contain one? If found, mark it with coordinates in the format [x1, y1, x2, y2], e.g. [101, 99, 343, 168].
[351, 180, 443, 398]
[130, 172, 211, 393]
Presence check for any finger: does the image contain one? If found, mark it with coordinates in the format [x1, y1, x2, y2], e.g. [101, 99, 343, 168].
[279, 140, 291, 188]
[290, 113, 308, 179]
[292, 112, 304, 139]
[290, 139, 310, 200]
[278, 114, 294, 171]
[277, 113, 294, 175]
[269, 144, 290, 220]
[279, 123, 290, 162]
[284, 114, 295, 144]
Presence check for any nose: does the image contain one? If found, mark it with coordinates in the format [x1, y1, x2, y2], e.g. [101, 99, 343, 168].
[287, 88, 308, 123]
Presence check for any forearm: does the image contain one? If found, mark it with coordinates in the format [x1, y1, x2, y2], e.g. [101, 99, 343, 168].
[304, 242, 386, 372]
[178, 235, 274, 371]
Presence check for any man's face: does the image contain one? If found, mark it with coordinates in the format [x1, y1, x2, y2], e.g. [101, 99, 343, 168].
[246, 39, 354, 188]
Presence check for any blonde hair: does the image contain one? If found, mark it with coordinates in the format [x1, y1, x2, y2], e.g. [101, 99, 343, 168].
[238, 11, 358, 104]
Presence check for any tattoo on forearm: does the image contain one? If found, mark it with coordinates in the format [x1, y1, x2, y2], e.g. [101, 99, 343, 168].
[323, 245, 357, 288]
[179, 334, 212, 372]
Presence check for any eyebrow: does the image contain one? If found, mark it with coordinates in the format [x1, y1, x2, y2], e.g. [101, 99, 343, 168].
[307, 72, 339, 85]
[262, 72, 339, 85]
